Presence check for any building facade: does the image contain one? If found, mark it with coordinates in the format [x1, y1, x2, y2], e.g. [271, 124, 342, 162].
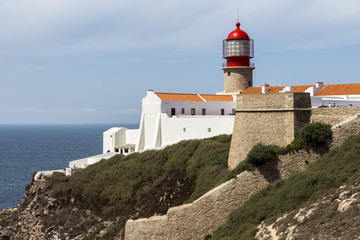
[103, 91, 236, 154]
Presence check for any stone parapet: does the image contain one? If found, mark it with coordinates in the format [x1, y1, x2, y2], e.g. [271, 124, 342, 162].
[311, 106, 360, 126]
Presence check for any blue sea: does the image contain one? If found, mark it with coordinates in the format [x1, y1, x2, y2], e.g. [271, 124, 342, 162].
[0, 124, 138, 210]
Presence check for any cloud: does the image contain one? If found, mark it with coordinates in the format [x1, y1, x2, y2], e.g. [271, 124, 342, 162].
[0, 0, 359, 58]
[0, 0, 360, 56]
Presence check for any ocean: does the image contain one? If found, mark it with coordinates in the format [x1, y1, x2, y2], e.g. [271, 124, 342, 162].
[0, 124, 138, 210]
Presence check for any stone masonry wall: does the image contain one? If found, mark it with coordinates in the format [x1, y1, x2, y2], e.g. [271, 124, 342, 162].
[228, 92, 311, 170]
[223, 66, 254, 92]
[311, 106, 360, 126]
[125, 149, 321, 240]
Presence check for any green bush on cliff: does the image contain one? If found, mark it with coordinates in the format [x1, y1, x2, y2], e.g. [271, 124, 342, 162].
[244, 143, 282, 166]
[209, 134, 360, 240]
[287, 122, 332, 151]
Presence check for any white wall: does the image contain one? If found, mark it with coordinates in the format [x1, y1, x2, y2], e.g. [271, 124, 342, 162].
[161, 100, 235, 116]
[312, 95, 360, 107]
[142, 91, 161, 115]
[143, 114, 161, 149]
[160, 114, 234, 147]
[126, 129, 139, 144]
[103, 127, 127, 153]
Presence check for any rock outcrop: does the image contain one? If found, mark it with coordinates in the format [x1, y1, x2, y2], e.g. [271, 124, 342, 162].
[0, 181, 123, 239]
[256, 180, 360, 240]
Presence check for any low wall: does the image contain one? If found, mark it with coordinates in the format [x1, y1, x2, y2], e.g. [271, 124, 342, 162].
[331, 114, 360, 148]
[125, 150, 320, 240]
[311, 106, 360, 126]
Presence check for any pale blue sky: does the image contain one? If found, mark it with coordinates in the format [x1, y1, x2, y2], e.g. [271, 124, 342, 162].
[0, 0, 359, 124]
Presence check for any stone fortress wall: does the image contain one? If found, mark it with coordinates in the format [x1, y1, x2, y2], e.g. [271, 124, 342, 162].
[228, 92, 311, 170]
[124, 94, 360, 240]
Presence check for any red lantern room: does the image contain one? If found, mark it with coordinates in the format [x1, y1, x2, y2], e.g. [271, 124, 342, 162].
[223, 22, 254, 67]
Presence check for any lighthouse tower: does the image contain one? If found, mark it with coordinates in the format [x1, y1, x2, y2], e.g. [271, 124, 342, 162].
[220, 22, 254, 94]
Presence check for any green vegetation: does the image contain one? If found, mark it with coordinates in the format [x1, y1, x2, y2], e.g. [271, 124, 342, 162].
[287, 122, 332, 151]
[44, 135, 235, 224]
[209, 134, 360, 240]
[244, 144, 282, 166]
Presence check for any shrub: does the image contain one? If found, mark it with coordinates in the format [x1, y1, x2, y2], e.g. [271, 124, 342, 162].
[245, 144, 282, 166]
[287, 122, 332, 151]
[300, 122, 332, 148]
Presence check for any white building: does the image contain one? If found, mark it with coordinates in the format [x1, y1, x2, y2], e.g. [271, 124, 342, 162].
[103, 90, 236, 155]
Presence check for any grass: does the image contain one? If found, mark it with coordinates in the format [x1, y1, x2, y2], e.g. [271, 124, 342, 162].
[43, 134, 239, 236]
[209, 134, 360, 240]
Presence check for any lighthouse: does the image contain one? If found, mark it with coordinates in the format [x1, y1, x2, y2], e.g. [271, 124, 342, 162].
[221, 22, 254, 94]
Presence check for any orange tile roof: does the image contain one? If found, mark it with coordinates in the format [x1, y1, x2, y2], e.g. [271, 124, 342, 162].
[155, 93, 204, 101]
[316, 83, 360, 96]
[241, 85, 314, 94]
[200, 94, 233, 101]
[155, 92, 234, 102]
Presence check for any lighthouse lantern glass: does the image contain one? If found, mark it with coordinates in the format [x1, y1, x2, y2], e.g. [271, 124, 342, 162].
[223, 39, 254, 58]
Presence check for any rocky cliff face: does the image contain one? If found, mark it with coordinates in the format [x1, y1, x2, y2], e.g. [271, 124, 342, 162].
[0, 181, 124, 240]
[256, 180, 360, 240]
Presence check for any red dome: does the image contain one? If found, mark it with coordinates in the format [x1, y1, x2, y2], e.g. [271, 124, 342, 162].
[227, 22, 250, 40]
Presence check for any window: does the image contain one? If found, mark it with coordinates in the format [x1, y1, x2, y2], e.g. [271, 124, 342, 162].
[124, 149, 128, 153]
[181, 108, 185, 114]
[202, 108, 206, 115]
[171, 108, 176, 117]
[183, 128, 186, 132]
[248, 81, 252, 87]
[208, 128, 211, 132]
[227, 72, 231, 76]
[232, 109, 236, 115]
[191, 108, 195, 115]
[221, 108, 225, 115]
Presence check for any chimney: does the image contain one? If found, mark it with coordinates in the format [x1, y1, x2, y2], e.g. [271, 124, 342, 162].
[261, 83, 270, 93]
[315, 82, 324, 88]
[280, 86, 293, 93]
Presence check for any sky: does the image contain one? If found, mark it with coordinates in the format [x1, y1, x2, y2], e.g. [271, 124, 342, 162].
[0, 0, 359, 124]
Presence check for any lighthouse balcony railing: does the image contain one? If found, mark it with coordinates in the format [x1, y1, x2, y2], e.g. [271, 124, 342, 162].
[222, 62, 255, 68]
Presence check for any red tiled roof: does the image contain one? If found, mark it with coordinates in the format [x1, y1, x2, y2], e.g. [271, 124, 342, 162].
[241, 85, 314, 94]
[155, 93, 233, 102]
[155, 93, 203, 102]
[316, 83, 360, 96]
[200, 94, 233, 101]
